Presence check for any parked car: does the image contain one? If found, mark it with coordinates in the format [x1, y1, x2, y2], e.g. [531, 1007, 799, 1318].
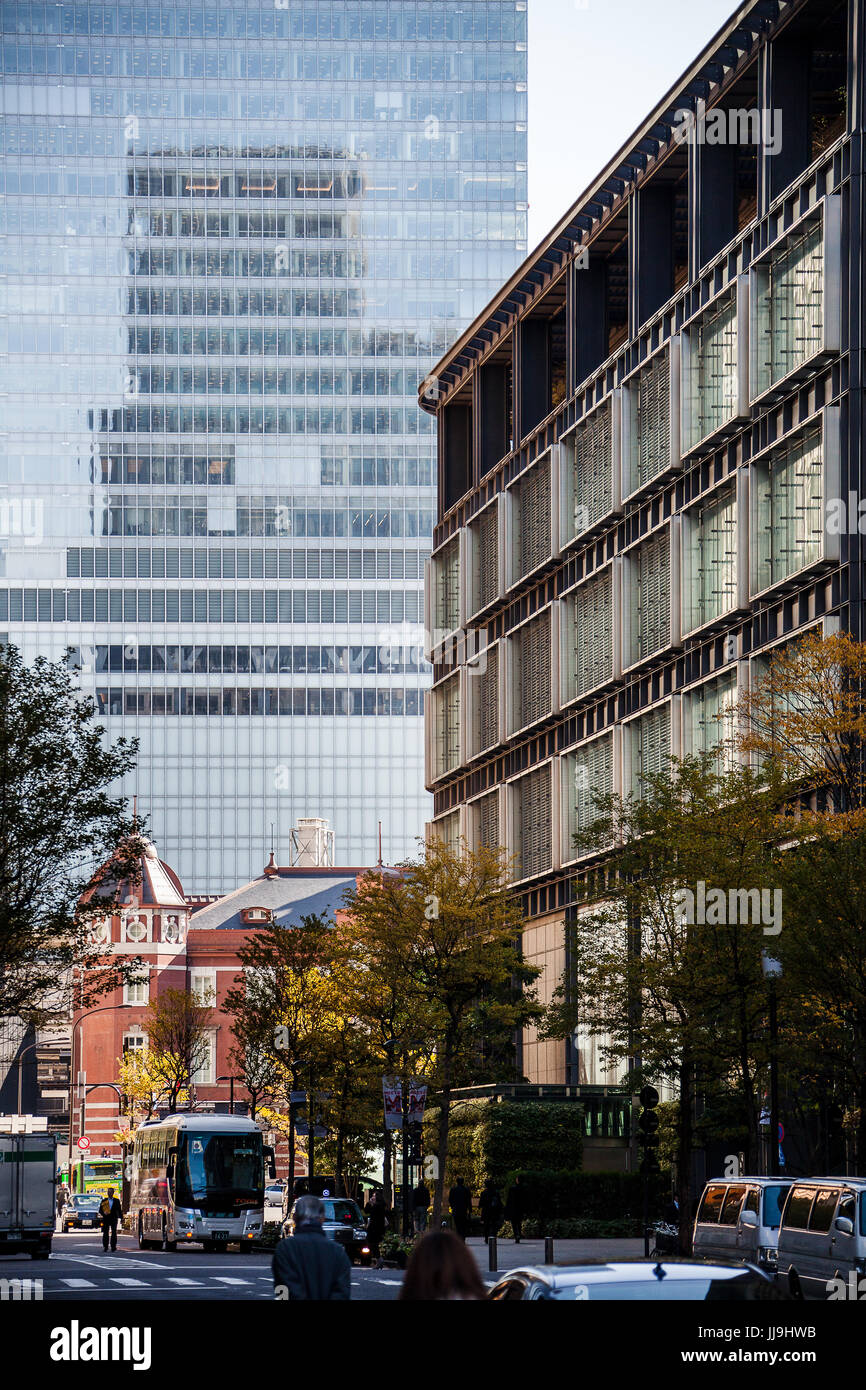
[282, 1197, 371, 1265]
[777, 1178, 866, 1300]
[488, 1261, 789, 1301]
[692, 1177, 793, 1272]
[264, 1183, 285, 1220]
[61, 1194, 104, 1234]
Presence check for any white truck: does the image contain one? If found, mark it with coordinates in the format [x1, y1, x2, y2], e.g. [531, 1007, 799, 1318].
[0, 1133, 56, 1259]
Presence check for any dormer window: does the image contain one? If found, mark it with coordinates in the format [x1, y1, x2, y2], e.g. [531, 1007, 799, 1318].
[240, 906, 271, 924]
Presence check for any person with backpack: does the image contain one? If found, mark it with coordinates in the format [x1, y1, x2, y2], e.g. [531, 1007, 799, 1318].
[478, 1178, 503, 1244]
[99, 1188, 123, 1253]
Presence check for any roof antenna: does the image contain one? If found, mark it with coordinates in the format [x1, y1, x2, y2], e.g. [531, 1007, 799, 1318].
[270, 822, 275, 856]
[378, 821, 383, 868]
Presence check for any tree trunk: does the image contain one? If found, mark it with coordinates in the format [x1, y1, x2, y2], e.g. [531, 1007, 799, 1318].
[432, 1083, 451, 1227]
[677, 1061, 693, 1255]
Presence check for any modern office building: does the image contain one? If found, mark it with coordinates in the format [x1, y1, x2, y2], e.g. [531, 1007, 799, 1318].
[422, 0, 855, 1085]
[0, 0, 528, 891]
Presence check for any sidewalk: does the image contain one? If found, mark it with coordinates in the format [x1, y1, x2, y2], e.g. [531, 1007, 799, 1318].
[467, 1236, 646, 1276]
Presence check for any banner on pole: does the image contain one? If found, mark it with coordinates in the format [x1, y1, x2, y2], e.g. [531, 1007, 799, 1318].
[383, 1076, 402, 1130]
[406, 1080, 427, 1124]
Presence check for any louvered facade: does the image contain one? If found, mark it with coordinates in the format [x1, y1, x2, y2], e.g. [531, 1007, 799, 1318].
[422, 0, 854, 1088]
[685, 487, 738, 632]
[630, 349, 670, 492]
[565, 733, 614, 859]
[631, 703, 671, 799]
[473, 790, 501, 853]
[513, 609, 552, 731]
[753, 218, 825, 397]
[471, 503, 499, 615]
[631, 531, 671, 664]
[754, 424, 824, 592]
[570, 567, 613, 698]
[683, 292, 739, 450]
[515, 763, 552, 879]
[572, 399, 613, 533]
[434, 538, 460, 637]
[432, 811, 461, 855]
[473, 642, 500, 755]
[515, 458, 551, 579]
[433, 674, 460, 780]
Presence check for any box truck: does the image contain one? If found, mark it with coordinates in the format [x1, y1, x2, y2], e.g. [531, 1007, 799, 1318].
[0, 1133, 56, 1258]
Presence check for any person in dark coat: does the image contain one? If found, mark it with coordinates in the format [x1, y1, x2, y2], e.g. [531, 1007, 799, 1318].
[99, 1188, 123, 1252]
[478, 1178, 503, 1244]
[447, 1177, 472, 1241]
[365, 1191, 389, 1265]
[273, 1194, 351, 1300]
[505, 1175, 527, 1243]
[412, 1180, 431, 1234]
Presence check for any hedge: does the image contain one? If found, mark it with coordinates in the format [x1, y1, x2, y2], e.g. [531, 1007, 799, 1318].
[498, 1168, 670, 1223]
[423, 1100, 584, 1193]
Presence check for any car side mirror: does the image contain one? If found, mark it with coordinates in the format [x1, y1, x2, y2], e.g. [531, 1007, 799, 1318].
[740, 1209, 759, 1228]
[834, 1215, 854, 1236]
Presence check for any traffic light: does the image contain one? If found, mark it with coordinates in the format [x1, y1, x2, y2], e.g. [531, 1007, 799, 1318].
[637, 1085, 661, 1175]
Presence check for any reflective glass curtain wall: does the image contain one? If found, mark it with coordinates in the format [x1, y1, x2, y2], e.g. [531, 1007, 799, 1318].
[0, 0, 528, 890]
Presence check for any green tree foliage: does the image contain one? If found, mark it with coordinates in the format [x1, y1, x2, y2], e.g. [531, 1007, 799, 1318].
[0, 643, 142, 1022]
[423, 1099, 584, 1192]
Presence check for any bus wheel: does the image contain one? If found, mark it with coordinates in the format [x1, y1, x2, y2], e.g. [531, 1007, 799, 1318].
[137, 1218, 150, 1251]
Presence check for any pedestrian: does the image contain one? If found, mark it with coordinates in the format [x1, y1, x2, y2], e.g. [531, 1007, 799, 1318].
[272, 1194, 351, 1300]
[99, 1188, 122, 1253]
[365, 1190, 389, 1266]
[412, 1178, 431, 1234]
[662, 1194, 680, 1226]
[447, 1176, 472, 1241]
[398, 1229, 488, 1301]
[56, 1185, 68, 1219]
[505, 1174, 527, 1243]
[478, 1178, 503, 1244]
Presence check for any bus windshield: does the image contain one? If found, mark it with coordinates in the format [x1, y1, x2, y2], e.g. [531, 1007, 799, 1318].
[174, 1132, 264, 1212]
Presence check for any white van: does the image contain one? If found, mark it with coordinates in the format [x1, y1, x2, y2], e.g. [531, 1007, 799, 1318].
[692, 1178, 793, 1271]
[777, 1178, 866, 1299]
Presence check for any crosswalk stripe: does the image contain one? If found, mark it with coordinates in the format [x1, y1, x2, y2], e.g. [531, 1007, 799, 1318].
[213, 1276, 251, 1285]
[110, 1278, 150, 1287]
[167, 1277, 205, 1286]
[61, 1278, 96, 1288]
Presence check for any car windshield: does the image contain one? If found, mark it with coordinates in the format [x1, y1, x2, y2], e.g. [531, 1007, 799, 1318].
[761, 1185, 787, 1228]
[72, 1196, 102, 1208]
[323, 1200, 364, 1224]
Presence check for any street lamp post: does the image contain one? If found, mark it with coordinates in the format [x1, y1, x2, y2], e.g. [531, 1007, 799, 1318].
[762, 952, 783, 1178]
[67, 1002, 131, 1186]
[15, 1038, 42, 1116]
[217, 1075, 240, 1115]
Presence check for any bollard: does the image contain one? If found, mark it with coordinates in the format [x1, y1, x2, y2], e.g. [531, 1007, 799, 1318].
[488, 1235, 498, 1272]
[544, 1236, 554, 1264]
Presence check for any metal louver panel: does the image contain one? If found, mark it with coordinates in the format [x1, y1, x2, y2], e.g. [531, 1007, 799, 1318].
[635, 704, 671, 797]
[688, 674, 737, 770]
[570, 734, 614, 848]
[755, 220, 824, 394]
[476, 791, 500, 852]
[575, 568, 613, 695]
[435, 812, 460, 853]
[435, 675, 460, 777]
[474, 505, 499, 612]
[517, 458, 551, 577]
[518, 764, 551, 878]
[693, 488, 737, 627]
[516, 610, 551, 729]
[635, 351, 670, 488]
[635, 532, 670, 662]
[574, 401, 612, 531]
[755, 425, 823, 590]
[435, 539, 460, 634]
[686, 293, 738, 448]
[476, 644, 499, 753]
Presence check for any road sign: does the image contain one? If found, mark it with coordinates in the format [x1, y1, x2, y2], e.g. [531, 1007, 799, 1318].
[639, 1085, 660, 1110]
[77, 1136, 91, 1151]
[778, 1123, 784, 1142]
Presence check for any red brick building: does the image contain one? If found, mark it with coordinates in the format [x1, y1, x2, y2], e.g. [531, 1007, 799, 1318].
[74, 822, 367, 1166]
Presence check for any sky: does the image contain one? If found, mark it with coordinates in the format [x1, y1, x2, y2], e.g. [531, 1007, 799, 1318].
[527, 0, 738, 247]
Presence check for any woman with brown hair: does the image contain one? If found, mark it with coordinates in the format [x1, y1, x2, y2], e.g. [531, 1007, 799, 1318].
[398, 1229, 488, 1301]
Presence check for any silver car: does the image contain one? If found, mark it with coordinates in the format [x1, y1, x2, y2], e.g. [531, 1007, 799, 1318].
[489, 1261, 789, 1301]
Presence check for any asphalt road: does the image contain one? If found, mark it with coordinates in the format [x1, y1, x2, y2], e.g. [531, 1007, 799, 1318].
[0, 1226, 404, 1302]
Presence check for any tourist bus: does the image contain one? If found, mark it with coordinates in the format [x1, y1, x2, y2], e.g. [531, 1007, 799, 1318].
[63, 1157, 124, 1196]
[130, 1113, 275, 1251]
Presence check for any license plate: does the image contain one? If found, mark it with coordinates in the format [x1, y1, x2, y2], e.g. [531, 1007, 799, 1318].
[83, 1220, 93, 1227]
[212, 1230, 229, 1240]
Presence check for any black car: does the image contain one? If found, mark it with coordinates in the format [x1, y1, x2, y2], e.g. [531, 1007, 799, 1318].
[282, 1198, 372, 1265]
[61, 1194, 104, 1233]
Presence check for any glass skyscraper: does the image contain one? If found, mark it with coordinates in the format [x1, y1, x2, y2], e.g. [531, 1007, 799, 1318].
[0, 0, 528, 891]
